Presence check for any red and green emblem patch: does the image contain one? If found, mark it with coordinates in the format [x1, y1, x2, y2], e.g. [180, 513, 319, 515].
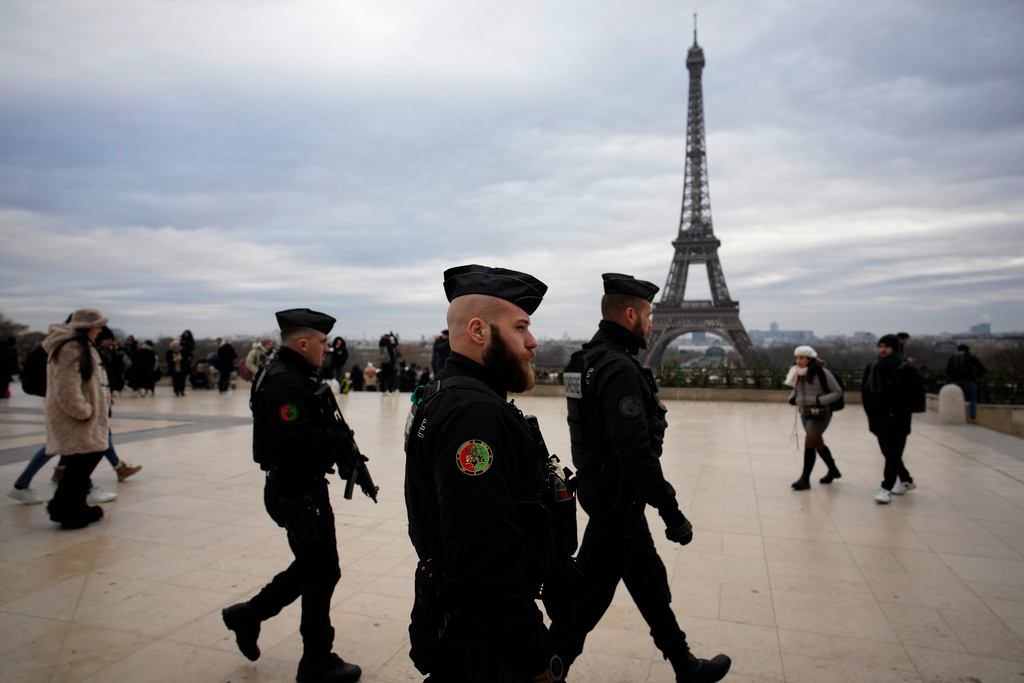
[279, 403, 299, 422]
[456, 439, 493, 476]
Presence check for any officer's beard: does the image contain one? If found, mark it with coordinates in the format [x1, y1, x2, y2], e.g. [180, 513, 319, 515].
[483, 324, 536, 393]
[632, 318, 649, 349]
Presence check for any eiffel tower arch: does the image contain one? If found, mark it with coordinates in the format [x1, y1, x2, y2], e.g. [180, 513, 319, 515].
[642, 22, 757, 368]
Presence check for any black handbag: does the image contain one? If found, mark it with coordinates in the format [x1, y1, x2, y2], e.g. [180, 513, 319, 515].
[802, 404, 829, 419]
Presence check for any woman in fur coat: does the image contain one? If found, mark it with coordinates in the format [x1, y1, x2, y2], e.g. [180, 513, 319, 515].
[785, 345, 844, 490]
[43, 308, 111, 529]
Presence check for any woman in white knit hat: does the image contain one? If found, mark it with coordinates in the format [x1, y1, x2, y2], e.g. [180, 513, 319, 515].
[43, 307, 112, 529]
[785, 345, 844, 490]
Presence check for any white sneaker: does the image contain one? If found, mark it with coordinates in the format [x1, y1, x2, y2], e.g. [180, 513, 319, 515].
[875, 487, 891, 504]
[892, 481, 917, 495]
[87, 486, 117, 503]
[7, 486, 43, 505]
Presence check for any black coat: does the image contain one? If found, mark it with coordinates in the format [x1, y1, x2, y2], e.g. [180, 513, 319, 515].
[251, 346, 354, 474]
[217, 343, 238, 372]
[129, 347, 158, 390]
[564, 321, 681, 520]
[861, 355, 925, 436]
[431, 336, 451, 374]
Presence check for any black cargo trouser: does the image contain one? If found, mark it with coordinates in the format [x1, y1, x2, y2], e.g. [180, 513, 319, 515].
[551, 488, 687, 666]
[249, 476, 341, 658]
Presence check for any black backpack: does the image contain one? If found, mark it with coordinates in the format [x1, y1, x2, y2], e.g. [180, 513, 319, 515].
[816, 366, 845, 411]
[21, 345, 47, 397]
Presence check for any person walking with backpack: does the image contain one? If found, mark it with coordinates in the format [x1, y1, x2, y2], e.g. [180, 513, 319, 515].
[785, 346, 844, 490]
[946, 344, 986, 423]
[862, 334, 926, 504]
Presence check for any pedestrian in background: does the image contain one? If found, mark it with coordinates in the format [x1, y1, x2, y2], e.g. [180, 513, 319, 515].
[946, 344, 986, 423]
[862, 334, 925, 504]
[785, 345, 843, 490]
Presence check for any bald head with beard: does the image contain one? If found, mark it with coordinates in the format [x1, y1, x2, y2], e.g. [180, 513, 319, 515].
[447, 295, 538, 393]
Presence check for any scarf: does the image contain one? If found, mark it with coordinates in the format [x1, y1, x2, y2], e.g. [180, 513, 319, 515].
[784, 365, 809, 387]
[864, 353, 901, 394]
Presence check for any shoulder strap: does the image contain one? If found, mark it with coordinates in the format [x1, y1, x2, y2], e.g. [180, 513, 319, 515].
[420, 375, 502, 404]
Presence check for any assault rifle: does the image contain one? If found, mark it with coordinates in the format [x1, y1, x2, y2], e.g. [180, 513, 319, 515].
[314, 383, 379, 503]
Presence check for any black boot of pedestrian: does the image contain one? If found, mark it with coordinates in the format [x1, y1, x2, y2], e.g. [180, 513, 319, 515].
[670, 651, 732, 683]
[791, 448, 816, 490]
[222, 602, 261, 661]
[818, 447, 841, 484]
[296, 653, 361, 683]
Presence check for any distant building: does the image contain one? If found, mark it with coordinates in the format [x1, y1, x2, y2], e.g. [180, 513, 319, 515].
[853, 331, 876, 342]
[749, 321, 815, 346]
[969, 322, 991, 336]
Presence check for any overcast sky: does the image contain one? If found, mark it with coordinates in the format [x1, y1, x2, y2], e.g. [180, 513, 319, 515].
[1, 0, 1022, 343]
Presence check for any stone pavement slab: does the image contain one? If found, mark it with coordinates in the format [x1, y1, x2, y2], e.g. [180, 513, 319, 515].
[1, 387, 1022, 682]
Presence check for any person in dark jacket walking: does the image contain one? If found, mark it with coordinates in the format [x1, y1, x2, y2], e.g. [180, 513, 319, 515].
[862, 334, 925, 504]
[552, 273, 731, 683]
[129, 340, 158, 397]
[221, 308, 363, 683]
[946, 344, 986, 422]
[431, 329, 451, 374]
[216, 337, 238, 393]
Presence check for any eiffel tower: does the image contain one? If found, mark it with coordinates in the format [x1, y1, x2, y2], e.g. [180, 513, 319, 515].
[643, 22, 757, 368]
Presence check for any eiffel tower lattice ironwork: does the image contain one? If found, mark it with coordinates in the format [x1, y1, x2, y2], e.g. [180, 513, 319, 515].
[643, 24, 757, 368]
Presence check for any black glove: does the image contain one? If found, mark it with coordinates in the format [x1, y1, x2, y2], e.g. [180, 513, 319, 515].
[788, 396, 796, 406]
[665, 516, 693, 546]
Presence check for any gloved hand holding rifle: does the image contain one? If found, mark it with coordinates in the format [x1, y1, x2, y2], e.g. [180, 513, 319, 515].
[315, 383, 379, 503]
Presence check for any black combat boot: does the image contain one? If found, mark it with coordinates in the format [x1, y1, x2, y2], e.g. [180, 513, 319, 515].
[296, 652, 362, 683]
[791, 448, 816, 490]
[222, 602, 261, 661]
[669, 651, 732, 683]
[818, 447, 841, 484]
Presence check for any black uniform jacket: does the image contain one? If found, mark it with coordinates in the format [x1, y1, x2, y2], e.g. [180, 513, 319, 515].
[861, 354, 924, 437]
[566, 321, 682, 520]
[251, 346, 353, 476]
[405, 352, 549, 660]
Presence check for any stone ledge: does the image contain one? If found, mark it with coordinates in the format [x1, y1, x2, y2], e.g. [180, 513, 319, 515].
[523, 384, 863, 404]
[926, 393, 1024, 439]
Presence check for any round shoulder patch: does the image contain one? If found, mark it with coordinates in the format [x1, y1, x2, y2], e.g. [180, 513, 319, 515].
[619, 396, 643, 418]
[279, 403, 299, 422]
[456, 440, 494, 476]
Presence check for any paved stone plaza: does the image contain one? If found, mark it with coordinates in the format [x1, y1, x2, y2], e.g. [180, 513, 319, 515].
[1, 386, 1023, 682]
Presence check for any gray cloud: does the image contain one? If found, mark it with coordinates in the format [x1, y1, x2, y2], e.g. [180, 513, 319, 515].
[1, 0, 1022, 341]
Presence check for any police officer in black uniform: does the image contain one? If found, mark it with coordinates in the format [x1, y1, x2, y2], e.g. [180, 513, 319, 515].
[552, 274, 731, 682]
[404, 265, 567, 682]
[222, 308, 362, 683]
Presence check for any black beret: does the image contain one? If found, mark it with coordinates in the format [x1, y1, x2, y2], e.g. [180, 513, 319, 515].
[275, 308, 336, 334]
[602, 273, 659, 302]
[443, 264, 547, 315]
